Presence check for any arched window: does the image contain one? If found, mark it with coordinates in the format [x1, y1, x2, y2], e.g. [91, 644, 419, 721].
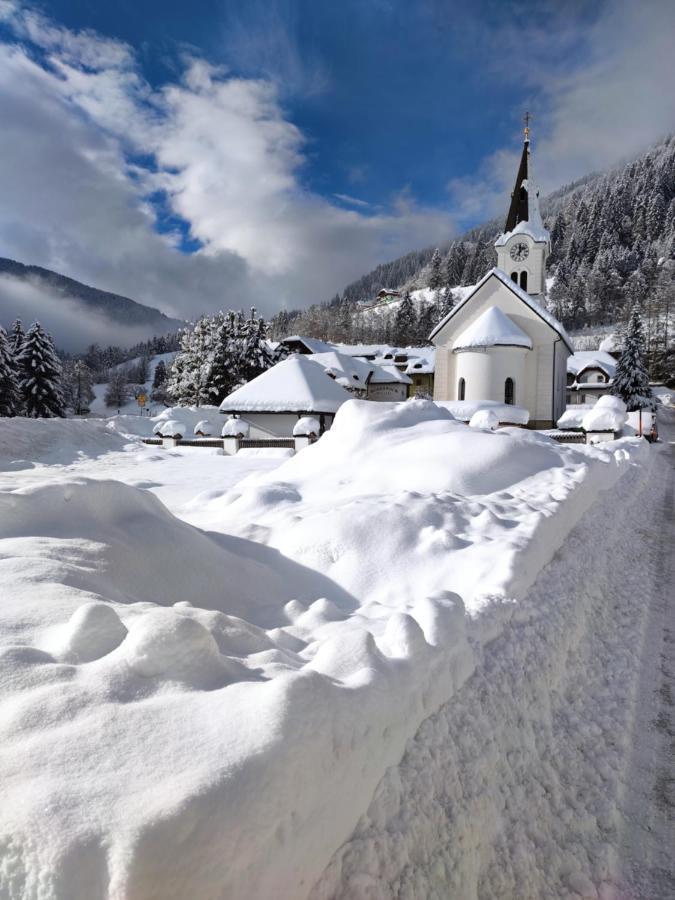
[519, 271, 528, 291]
[511, 271, 518, 283]
[505, 377, 515, 405]
[458, 377, 466, 401]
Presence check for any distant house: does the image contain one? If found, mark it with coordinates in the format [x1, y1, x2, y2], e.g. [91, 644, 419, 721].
[308, 350, 412, 401]
[376, 289, 402, 303]
[277, 335, 336, 355]
[404, 350, 435, 396]
[219, 354, 352, 438]
[566, 351, 616, 405]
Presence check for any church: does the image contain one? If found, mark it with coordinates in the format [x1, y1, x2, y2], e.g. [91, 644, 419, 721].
[431, 123, 572, 429]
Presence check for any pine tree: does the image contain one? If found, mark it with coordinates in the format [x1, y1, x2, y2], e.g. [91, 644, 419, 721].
[152, 359, 168, 389]
[104, 370, 130, 410]
[611, 305, 653, 411]
[393, 293, 417, 346]
[10, 319, 25, 356]
[65, 361, 95, 415]
[428, 248, 443, 291]
[416, 303, 435, 344]
[16, 323, 65, 418]
[0, 326, 21, 416]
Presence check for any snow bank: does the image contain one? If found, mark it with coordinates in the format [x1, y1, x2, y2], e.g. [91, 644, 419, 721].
[0, 400, 649, 900]
[436, 399, 530, 425]
[469, 408, 500, 430]
[0, 416, 131, 470]
[557, 406, 591, 430]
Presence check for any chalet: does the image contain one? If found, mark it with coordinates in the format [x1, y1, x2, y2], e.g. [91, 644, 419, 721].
[277, 335, 336, 355]
[376, 289, 402, 303]
[566, 351, 616, 405]
[219, 354, 351, 438]
[430, 126, 572, 429]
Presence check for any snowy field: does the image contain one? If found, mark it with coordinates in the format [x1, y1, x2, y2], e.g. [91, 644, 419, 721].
[0, 402, 671, 899]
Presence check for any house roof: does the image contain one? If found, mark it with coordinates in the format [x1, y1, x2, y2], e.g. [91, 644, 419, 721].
[452, 305, 533, 352]
[369, 364, 412, 385]
[429, 267, 573, 352]
[567, 350, 617, 379]
[279, 335, 336, 354]
[307, 350, 374, 387]
[219, 354, 352, 414]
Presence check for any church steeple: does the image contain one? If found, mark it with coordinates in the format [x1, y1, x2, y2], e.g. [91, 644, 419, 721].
[494, 114, 550, 298]
[504, 135, 531, 233]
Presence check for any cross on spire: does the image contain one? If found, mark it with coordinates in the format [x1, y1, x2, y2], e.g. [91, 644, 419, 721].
[523, 110, 532, 143]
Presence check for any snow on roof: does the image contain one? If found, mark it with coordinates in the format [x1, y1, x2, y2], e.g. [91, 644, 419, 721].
[404, 349, 436, 374]
[307, 351, 374, 387]
[279, 335, 336, 354]
[219, 354, 352, 414]
[429, 267, 573, 352]
[494, 216, 550, 247]
[369, 364, 412, 385]
[452, 306, 533, 352]
[567, 351, 617, 378]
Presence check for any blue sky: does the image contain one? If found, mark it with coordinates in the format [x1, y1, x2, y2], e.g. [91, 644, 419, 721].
[0, 0, 673, 341]
[36, 0, 600, 218]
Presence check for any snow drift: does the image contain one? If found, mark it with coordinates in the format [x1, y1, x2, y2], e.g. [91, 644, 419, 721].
[0, 400, 649, 899]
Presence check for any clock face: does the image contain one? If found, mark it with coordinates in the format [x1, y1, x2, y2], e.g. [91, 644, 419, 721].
[509, 241, 529, 262]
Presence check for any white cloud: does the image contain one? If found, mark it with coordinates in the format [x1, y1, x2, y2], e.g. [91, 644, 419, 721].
[0, 4, 455, 339]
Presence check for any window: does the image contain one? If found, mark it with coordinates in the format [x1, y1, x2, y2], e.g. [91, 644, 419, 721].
[519, 271, 528, 291]
[511, 271, 518, 282]
[458, 377, 466, 401]
[505, 377, 515, 405]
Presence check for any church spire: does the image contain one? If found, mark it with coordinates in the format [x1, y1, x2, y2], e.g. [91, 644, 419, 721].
[504, 113, 532, 233]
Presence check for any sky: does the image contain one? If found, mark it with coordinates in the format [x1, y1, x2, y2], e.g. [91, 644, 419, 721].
[0, 0, 674, 345]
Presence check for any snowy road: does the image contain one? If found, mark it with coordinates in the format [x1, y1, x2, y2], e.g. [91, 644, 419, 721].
[311, 413, 675, 899]
[620, 409, 675, 899]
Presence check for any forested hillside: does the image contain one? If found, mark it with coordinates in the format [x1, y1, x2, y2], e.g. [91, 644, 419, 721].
[272, 136, 675, 381]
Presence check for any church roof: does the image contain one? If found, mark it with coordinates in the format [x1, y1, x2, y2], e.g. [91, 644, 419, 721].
[452, 305, 533, 352]
[428, 267, 573, 352]
[494, 139, 549, 247]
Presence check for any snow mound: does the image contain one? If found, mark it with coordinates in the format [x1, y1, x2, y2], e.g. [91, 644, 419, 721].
[159, 419, 185, 438]
[469, 408, 500, 430]
[222, 417, 250, 437]
[435, 399, 530, 425]
[582, 407, 624, 432]
[45, 601, 128, 662]
[293, 416, 320, 436]
[0, 417, 130, 470]
[193, 420, 213, 436]
[595, 394, 627, 415]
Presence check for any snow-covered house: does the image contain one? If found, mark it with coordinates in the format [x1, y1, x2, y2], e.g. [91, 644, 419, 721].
[566, 351, 617, 405]
[219, 354, 352, 438]
[277, 335, 336, 355]
[430, 130, 572, 429]
[308, 350, 412, 401]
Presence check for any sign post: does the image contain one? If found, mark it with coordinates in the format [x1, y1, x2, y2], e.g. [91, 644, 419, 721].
[137, 393, 147, 415]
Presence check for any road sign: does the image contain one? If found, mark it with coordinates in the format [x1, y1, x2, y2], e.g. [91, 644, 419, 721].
[137, 393, 147, 407]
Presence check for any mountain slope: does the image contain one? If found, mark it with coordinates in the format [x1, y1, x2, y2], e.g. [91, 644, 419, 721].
[274, 137, 675, 382]
[0, 257, 183, 348]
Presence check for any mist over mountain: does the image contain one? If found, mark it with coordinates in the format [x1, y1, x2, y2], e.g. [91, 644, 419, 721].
[0, 259, 184, 352]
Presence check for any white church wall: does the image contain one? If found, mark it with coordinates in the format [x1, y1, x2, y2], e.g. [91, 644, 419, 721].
[454, 347, 528, 406]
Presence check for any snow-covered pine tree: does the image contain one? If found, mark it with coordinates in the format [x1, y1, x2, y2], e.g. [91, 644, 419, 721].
[16, 323, 65, 418]
[65, 360, 95, 415]
[0, 325, 21, 416]
[10, 319, 25, 356]
[393, 292, 417, 345]
[611, 304, 653, 411]
[415, 303, 435, 344]
[167, 317, 215, 407]
[152, 359, 167, 390]
[104, 369, 130, 410]
[434, 287, 455, 325]
[428, 248, 443, 291]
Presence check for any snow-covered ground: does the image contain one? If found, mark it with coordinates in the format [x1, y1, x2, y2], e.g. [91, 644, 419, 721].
[0, 401, 669, 899]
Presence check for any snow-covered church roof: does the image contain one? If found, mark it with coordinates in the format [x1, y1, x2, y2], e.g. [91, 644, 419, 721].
[429, 267, 573, 351]
[219, 354, 352, 414]
[452, 306, 533, 352]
